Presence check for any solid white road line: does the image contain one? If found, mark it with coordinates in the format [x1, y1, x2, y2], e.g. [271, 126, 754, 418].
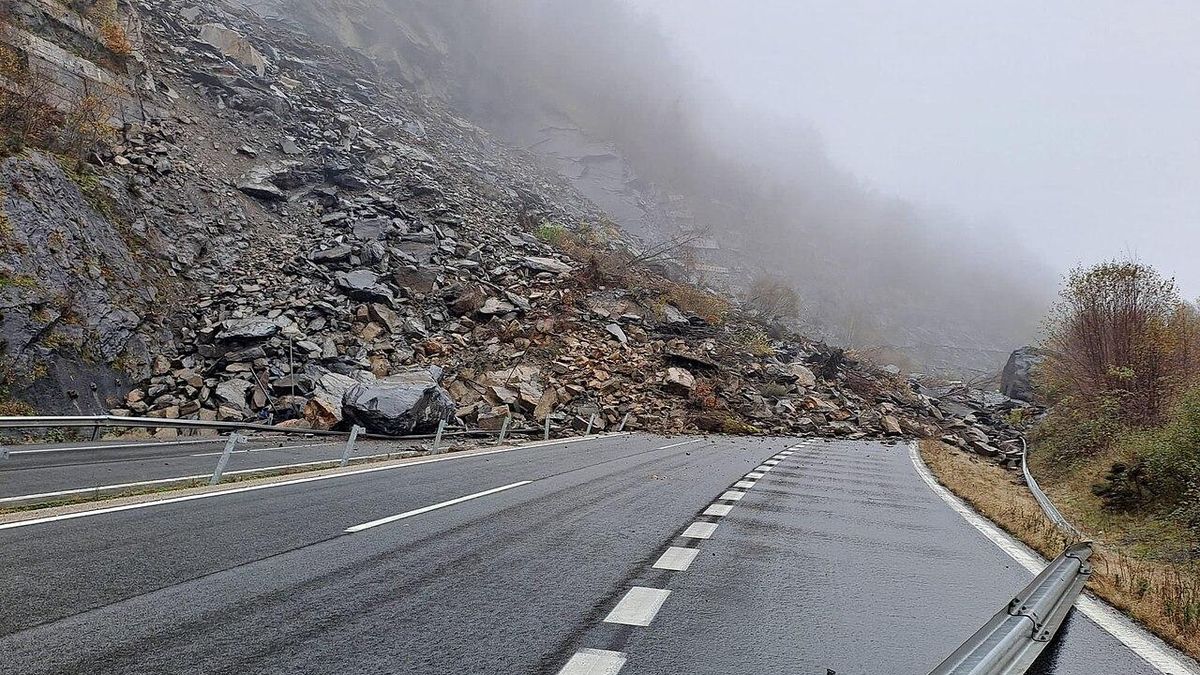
[0, 452, 400, 505]
[604, 587, 671, 626]
[681, 522, 718, 539]
[0, 434, 630, 530]
[653, 546, 701, 571]
[718, 490, 744, 502]
[909, 441, 1200, 675]
[344, 481, 531, 533]
[656, 439, 704, 450]
[558, 648, 627, 675]
[733, 480, 756, 489]
[9, 439, 222, 455]
[745, 472, 765, 480]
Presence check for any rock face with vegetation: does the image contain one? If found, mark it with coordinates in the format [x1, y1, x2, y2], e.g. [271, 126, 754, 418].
[0, 0, 1030, 451]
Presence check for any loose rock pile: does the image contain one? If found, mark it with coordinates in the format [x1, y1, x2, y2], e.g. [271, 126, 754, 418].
[3, 0, 1032, 453]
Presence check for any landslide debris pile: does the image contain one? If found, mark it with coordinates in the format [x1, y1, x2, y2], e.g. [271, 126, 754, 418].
[0, 0, 1024, 450]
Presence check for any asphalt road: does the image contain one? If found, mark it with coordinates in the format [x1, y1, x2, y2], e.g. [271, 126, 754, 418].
[0, 435, 429, 502]
[0, 434, 1187, 674]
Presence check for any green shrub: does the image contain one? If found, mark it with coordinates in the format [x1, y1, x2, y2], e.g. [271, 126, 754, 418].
[534, 222, 568, 246]
[1031, 393, 1124, 461]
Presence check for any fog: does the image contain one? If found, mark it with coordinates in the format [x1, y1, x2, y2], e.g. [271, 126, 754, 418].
[631, 0, 1200, 298]
[357, 0, 1198, 370]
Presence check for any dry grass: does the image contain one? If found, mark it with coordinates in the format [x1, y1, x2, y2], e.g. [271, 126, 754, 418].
[920, 439, 1200, 659]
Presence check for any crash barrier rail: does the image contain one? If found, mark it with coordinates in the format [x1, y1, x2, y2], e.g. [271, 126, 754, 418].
[1020, 436, 1085, 541]
[0, 412, 627, 495]
[928, 543, 1093, 674]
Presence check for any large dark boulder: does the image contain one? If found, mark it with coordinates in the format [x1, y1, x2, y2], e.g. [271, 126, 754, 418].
[342, 374, 456, 435]
[1000, 346, 1045, 402]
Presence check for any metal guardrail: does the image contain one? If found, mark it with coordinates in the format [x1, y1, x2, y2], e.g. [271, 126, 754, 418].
[929, 543, 1094, 674]
[0, 414, 366, 438]
[1019, 436, 1084, 541]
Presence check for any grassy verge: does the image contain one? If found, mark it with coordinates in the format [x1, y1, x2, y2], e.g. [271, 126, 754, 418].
[919, 439, 1200, 660]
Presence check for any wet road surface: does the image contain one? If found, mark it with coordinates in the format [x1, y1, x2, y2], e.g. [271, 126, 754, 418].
[0, 434, 1191, 674]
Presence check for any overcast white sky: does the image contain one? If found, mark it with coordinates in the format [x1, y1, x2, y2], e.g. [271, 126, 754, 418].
[631, 0, 1200, 297]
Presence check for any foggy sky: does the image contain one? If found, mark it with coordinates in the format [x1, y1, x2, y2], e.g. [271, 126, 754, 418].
[629, 0, 1200, 298]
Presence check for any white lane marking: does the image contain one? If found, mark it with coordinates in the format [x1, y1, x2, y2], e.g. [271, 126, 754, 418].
[656, 439, 704, 450]
[557, 648, 627, 674]
[763, 459, 780, 466]
[703, 503, 733, 517]
[779, 450, 794, 455]
[754, 465, 772, 472]
[681, 522, 718, 539]
[733, 480, 756, 489]
[718, 490, 745, 502]
[604, 587, 671, 626]
[0, 452, 400, 505]
[189, 442, 339, 457]
[745, 472, 765, 480]
[654, 546, 701, 571]
[0, 434, 630, 530]
[908, 441, 1200, 675]
[9, 439, 221, 455]
[344, 481, 531, 533]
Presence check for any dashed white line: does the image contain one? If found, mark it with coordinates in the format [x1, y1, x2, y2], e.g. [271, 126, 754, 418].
[718, 490, 744, 502]
[746, 472, 765, 480]
[654, 546, 701, 571]
[604, 587, 671, 626]
[703, 503, 733, 517]
[763, 459, 780, 466]
[733, 480, 756, 489]
[681, 522, 718, 539]
[344, 481, 531, 533]
[754, 465, 772, 472]
[558, 648, 627, 674]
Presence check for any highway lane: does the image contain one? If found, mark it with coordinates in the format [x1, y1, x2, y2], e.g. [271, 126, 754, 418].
[0, 434, 1193, 674]
[0, 435, 429, 502]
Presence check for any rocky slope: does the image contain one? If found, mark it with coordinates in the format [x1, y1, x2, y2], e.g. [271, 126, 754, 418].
[0, 0, 1033, 456]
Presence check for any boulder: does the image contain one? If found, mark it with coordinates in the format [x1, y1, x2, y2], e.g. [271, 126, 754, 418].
[881, 415, 903, 435]
[522, 256, 573, 274]
[217, 317, 279, 342]
[1000, 346, 1044, 402]
[664, 367, 696, 394]
[197, 23, 267, 76]
[342, 374, 456, 435]
[789, 363, 816, 388]
[335, 269, 394, 303]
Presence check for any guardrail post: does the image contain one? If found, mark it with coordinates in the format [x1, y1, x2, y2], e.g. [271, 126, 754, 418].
[91, 424, 101, 441]
[497, 416, 511, 446]
[618, 412, 629, 432]
[340, 425, 363, 467]
[432, 419, 446, 453]
[209, 432, 246, 485]
[586, 413, 596, 435]
[543, 415, 551, 441]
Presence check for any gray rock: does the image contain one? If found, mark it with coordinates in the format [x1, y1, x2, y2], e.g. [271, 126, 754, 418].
[335, 269, 394, 303]
[605, 323, 628, 344]
[311, 245, 353, 264]
[522, 256, 573, 274]
[342, 376, 456, 435]
[1000, 346, 1044, 402]
[217, 317, 279, 342]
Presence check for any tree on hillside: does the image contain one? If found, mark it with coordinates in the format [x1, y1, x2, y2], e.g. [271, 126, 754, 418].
[1040, 261, 1200, 426]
